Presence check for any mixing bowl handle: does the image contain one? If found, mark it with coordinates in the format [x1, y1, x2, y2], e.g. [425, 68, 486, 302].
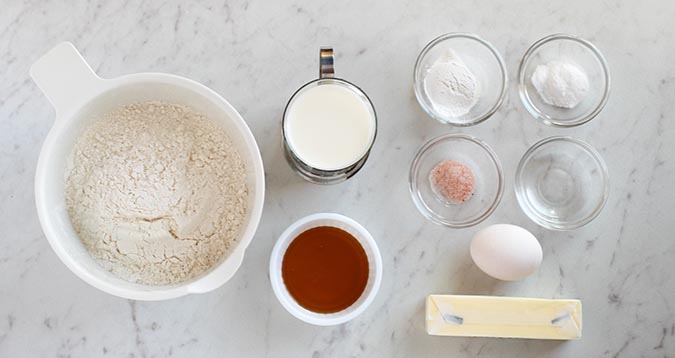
[30, 42, 103, 118]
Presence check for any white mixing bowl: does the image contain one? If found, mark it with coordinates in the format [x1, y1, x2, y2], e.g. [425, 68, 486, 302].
[30, 42, 265, 300]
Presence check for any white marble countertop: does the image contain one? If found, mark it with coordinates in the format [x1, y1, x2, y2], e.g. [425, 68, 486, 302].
[2, 1, 674, 357]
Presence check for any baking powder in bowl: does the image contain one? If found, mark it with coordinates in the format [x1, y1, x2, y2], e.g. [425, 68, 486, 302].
[423, 49, 480, 118]
[65, 102, 248, 285]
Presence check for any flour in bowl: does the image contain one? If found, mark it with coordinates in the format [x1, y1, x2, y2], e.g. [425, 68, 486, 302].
[65, 101, 248, 285]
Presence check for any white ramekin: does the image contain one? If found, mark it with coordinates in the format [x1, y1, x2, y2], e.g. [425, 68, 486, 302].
[30, 42, 265, 300]
[269, 213, 383, 326]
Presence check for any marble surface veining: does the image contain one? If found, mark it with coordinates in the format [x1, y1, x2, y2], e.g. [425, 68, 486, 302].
[1, 0, 674, 357]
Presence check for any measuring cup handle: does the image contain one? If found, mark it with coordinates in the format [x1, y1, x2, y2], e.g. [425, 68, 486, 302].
[319, 47, 335, 79]
[30, 42, 103, 118]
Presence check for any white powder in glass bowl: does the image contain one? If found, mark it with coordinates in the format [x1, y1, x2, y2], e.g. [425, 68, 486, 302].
[65, 101, 248, 285]
[423, 49, 480, 118]
[530, 61, 590, 109]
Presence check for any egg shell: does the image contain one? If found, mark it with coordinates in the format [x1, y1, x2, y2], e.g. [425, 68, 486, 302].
[470, 224, 543, 281]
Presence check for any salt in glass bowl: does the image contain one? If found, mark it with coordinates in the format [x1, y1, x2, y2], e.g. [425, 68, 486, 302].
[518, 33, 610, 127]
[409, 134, 504, 228]
[414, 33, 507, 126]
[515, 136, 609, 230]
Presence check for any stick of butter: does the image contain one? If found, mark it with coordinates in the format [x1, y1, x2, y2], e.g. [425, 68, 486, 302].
[426, 295, 582, 340]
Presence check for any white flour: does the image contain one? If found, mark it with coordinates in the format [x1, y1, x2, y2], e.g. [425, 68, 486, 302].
[531, 61, 589, 109]
[423, 49, 480, 118]
[65, 102, 248, 285]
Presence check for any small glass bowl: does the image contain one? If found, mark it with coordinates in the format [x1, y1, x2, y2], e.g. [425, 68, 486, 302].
[409, 134, 504, 228]
[518, 34, 611, 127]
[414, 33, 507, 126]
[515, 136, 609, 230]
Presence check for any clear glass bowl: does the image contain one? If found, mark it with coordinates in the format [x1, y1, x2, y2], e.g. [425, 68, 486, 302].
[515, 136, 609, 230]
[409, 134, 504, 228]
[518, 34, 610, 127]
[414, 33, 507, 126]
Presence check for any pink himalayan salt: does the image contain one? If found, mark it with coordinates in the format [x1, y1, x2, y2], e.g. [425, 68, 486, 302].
[429, 160, 475, 204]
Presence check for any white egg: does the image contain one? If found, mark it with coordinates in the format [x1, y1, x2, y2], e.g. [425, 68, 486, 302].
[470, 224, 543, 281]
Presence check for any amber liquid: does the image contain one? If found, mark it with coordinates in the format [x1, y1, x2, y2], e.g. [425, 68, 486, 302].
[282, 226, 369, 313]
